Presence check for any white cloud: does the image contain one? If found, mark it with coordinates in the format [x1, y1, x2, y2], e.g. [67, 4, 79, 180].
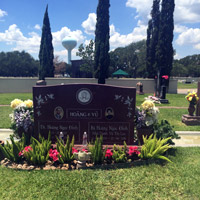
[0, 9, 7, 18]
[110, 23, 147, 49]
[34, 24, 41, 30]
[174, 25, 188, 33]
[126, 0, 200, 24]
[52, 26, 85, 46]
[176, 28, 200, 47]
[82, 13, 96, 35]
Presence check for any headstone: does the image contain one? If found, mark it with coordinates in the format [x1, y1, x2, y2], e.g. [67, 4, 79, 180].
[196, 82, 200, 116]
[33, 84, 136, 145]
[160, 86, 169, 104]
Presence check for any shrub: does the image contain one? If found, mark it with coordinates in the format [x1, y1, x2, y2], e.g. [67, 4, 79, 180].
[88, 135, 106, 165]
[112, 142, 127, 163]
[153, 120, 180, 145]
[56, 135, 75, 163]
[139, 134, 172, 163]
[21, 133, 51, 165]
[0, 134, 26, 163]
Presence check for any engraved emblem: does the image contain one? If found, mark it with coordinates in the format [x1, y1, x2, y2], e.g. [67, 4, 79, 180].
[76, 88, 92, 105]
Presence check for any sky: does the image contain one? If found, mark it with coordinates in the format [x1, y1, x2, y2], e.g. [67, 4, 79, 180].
[0, 0, 200, 63]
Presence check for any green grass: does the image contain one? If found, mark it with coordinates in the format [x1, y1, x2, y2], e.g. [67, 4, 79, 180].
[159, 108, 200, 131]
[0, 107, 12, 128]
[0, 93, 32, 105]
[0, 93, 199, 130]
[177, 82, 197, 89]
[0, 147, 200, 199]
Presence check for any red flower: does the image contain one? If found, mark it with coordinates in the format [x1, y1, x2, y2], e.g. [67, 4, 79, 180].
[49, 149, 61, 162]
[105, 149, 113, 159]
[81, 149, 88, 153]
[72, 147, 78, 154]
[162, 75, 169, 80]
[18, 151, 23, 157]
[128, 146, 140, 156]
[24, 146, 32, 152]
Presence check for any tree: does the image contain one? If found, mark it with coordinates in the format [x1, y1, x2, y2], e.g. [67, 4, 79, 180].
[38, 5, 54, 80]
[0, 51, 38, 77]
[76, 39, 94, 77]
[54, 56, 68, 76]
[94, 0, 110, 84]
[146, 0, 160, 78]
[156, 0, 175, 92]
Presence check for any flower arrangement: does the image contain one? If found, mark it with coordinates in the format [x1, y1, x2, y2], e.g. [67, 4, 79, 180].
[135, 100, 159, 128]
[9, 99, 34, 138]
[185, 91, 199, 105]
[144, 96, 161, 104]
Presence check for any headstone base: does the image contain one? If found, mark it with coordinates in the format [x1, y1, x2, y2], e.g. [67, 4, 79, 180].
[182, 114, 200, 126]
[160, 99, 169, 104]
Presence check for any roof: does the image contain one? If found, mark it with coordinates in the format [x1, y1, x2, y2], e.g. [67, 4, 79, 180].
[112, 69, 129, 76]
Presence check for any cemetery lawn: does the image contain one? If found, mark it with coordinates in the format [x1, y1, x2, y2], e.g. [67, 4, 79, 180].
[0, 93, 32, 105]
[0, 147, 200, 200]
[177, 82, 197, 89]
[0, 93, 199, 131]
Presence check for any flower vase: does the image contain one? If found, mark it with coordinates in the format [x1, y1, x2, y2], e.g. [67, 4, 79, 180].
[188, 103, 195, 116]
[136, 126, 153, 145]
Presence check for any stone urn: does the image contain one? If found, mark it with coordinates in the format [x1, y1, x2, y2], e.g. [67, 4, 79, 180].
[74, 151, 91, 169]
[188, 103, 196, 116]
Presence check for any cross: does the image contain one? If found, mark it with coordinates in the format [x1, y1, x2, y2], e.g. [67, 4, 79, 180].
[196, 82, 200, 116]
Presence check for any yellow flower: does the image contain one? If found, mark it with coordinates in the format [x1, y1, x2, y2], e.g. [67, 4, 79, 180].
[141, 100, 155, 110]
[188, 97, 192, 101]
[10, 99, 23, 109]
[24, 99, 33, 108]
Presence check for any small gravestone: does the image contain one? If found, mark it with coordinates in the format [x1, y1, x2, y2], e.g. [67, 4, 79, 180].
[33, 84, 136, 145]
[196, 82, 200, 116]
[182, 82, 200, 125]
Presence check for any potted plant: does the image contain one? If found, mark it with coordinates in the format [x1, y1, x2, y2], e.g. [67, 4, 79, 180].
[185, 91, 199, 116]
[135, 100, 159, 145]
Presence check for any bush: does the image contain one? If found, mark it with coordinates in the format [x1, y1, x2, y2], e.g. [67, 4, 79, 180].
[139, 134, 172, 163]
[88, 135, 106, 165]
[112, 142, 127, 163]
[21, 133, 51, 165]
[56, 135, 75, 163]
[0, 134, 26, 163]
[153, 120, 181, 145]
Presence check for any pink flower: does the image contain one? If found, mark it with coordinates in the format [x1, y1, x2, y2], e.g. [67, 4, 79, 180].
[24, 146, 32, 152]
[81, 149, 88, 153]
[72, 147, 78, 154]
[105, 149, 113, 159]
[162, 75, 169, 80]
[128, 146, 140, 156]
[18, 151, 23, 157]
[49, 149, 61, 162]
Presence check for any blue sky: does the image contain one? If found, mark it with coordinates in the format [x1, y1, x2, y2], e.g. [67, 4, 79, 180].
[0, 0, 200, 62]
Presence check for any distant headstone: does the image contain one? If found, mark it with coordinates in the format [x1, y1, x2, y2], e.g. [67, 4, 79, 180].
[196, 82, 200, 116]
[33, 84, 136, 145]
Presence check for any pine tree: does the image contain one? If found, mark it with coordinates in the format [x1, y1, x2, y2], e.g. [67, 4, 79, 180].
[156, 0, 175, 91]
[94, 0, 110, 84]
[146, 0, 160, 78]
[39, 5, 54, 80]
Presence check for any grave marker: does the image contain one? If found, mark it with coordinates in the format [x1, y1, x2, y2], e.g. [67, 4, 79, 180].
[33, 84, 136, 145]
[196, 82, 200, 116]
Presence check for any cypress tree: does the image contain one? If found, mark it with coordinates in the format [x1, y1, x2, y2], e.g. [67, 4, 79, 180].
[156, 0, 175, 91]
[146, 0, 160, 78]
[39, 5, 54, 80]
[94, 0, 110, 84]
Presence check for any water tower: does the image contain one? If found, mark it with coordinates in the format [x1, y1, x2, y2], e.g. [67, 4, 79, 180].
[62, 36, 77, 64]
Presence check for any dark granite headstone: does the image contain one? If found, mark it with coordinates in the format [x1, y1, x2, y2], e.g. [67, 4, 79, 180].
[33, 84, 136, 145]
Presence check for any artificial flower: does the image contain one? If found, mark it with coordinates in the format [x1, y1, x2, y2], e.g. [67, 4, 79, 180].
[10, 99, 23, 109]
[24, 99, 33, 108]
[105, 149, 113, 159]
[128, 146, 140, 156]
[72, 147, 78, 154]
